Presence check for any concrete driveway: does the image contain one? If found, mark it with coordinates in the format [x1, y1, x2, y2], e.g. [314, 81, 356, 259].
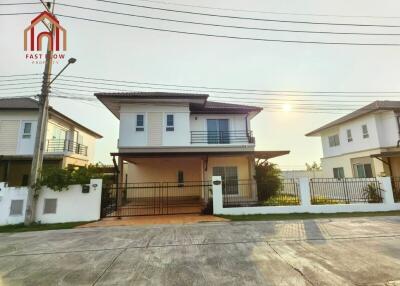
[1, 216, 400, 286]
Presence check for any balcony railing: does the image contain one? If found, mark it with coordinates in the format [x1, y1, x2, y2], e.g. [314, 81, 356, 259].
[46, 139, 88, 156]
[190, 130, 255, 144]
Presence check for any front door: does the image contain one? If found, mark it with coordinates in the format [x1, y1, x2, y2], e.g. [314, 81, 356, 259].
[207, 119, 230, 144]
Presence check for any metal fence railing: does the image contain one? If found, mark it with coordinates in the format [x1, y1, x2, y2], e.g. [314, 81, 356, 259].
[190, 130, 255, 144]
[101, 181, 212, 217]
[392, 177, 400, 203]
[46, 139, 88, 156]
[309, 178, 383, 205]
[222, 179, 300, 208]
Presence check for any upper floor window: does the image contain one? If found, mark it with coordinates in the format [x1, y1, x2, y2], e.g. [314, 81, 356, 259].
[136, 114, 144, 131]
[166, 114, 174, 131]
[362, 124, 369, 138]
[22, 122, 32, 139]
[346, 129, 353, 142]
[328, 134, 340, 147]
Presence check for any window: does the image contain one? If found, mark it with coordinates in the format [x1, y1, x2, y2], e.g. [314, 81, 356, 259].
[213, 166, 238, 195]
[333, 167, 345, 179]
[166, 114, 174, 131]
[43, 198, 57, 214]
[177, 170, 184, 187]
[362, 124, 369, 138]
[346, 129, 353, 142]
[328, 134, 340, 147]
[136, 114, 144, 131]
[354, 164, 373, 178]
[10, 200, 24, 216]
[207, 119, 230, 144]
[22, 122, 32, 139]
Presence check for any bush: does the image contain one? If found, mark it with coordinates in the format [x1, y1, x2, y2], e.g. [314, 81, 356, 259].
[36, 163, 107, 192]
[255, 162, 282, 201]
[362, 184, 383, 203]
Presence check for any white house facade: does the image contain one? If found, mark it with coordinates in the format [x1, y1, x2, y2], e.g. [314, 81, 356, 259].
[96, 92, 289, 215]
[0, 98, 102, 186]
[306, 101, 400, 179]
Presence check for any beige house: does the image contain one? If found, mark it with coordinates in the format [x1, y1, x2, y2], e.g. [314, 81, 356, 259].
[0, 98, 102, 186]
[96, 92, 288, 216]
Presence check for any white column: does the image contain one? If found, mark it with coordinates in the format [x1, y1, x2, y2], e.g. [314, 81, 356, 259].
[377, 177, 395, 204]
[212, 176, 223, 214]
[299, 177, 311, 207]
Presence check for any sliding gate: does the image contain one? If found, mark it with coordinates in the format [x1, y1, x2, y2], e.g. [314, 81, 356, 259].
[101, 181, 212, 217]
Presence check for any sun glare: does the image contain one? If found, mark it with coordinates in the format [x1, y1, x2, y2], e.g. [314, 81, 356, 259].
[282, 103, 292, 112]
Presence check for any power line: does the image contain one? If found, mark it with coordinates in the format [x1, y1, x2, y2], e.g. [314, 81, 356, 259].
[0, 12, 42, 16]
[56, 3, 400, 37]
[58, 74, 400, 95]
[54, 14, 400, 46]
[92, 0, 400, 28]
[0, 73, 41, 78]
[120, 0, 400, 20]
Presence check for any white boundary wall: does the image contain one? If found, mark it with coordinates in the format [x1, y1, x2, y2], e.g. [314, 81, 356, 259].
[212, 176, 400, 215]
[0, 179, 102, 225]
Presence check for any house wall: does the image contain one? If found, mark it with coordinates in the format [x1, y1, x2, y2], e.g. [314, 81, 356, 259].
[204, 155, 252, 181]
[119, 103, 191, 147]
[0, 110, 97, 163]
[0, 110, 38, 155]
[320, 111, 398, 158]
[126, 157, 202, 183]
[321, 148, 387, 177]
[391, 157, 400, 177]
[118, 103, 253, 148]
[0, 179, 102, 225]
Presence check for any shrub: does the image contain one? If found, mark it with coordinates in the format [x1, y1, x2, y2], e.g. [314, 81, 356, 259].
[362, 184, 383, 203]
[255, 162, 282, 201]
[36, 163, 107, 192]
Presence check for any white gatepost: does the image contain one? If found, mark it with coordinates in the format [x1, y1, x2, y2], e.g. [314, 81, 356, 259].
[212, 176, 223, 214]
[377, 177, 395, 204]
[299, 177, 311, 207]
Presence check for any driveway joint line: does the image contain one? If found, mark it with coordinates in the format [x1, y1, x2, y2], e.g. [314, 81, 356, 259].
[92, 248, 127, 286]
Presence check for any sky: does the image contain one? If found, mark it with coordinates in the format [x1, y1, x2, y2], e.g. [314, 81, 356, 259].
[1, 0, 400, 170]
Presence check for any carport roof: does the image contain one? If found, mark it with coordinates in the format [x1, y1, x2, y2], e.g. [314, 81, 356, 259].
[111, 150, 289, 159]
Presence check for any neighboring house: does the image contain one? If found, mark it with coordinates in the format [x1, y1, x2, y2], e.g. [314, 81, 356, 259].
[96, 92, 289, 187]
[306, 101, 400, 178]
[0, 98, 102, 186]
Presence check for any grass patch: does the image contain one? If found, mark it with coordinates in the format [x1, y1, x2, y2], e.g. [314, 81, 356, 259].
[218, 211, 400, 222]
[0, 222, 89, 233]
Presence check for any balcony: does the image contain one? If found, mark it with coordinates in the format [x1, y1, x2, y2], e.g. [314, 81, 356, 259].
[46, 139, 88, 156]
[190, 130, 255, 144]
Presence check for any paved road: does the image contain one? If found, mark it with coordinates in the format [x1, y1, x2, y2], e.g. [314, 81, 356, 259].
[1, 216, 400, 285]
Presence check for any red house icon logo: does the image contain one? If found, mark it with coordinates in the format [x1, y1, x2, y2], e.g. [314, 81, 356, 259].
[24, 11, 67, 51]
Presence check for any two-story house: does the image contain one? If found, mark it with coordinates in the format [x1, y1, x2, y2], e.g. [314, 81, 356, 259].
[0, 97, 102, 186]
[306, 101, 400, 179]
[96, 92, 289, 215]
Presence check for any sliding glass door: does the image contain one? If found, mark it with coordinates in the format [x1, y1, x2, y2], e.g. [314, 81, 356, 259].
[207, 119, 230, 144]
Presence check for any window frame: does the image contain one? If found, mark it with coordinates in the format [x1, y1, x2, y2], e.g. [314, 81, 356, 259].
[346, 129, 353, 142]
[328, 134, 340, 147]
[362, 124, 369, 139]
[354, 163, 373, 178]
[166, 114, 174, 132]
[22, 122, 32, 139]
[135, 114, 145, 132]
[333, 167, 345, 179]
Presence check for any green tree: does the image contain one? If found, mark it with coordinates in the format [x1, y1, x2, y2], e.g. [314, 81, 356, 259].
[305, 161, 322, 171]
[255, 161, 282, 201]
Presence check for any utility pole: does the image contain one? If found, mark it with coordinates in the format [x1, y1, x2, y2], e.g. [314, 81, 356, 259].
[24, 1, 54, 225]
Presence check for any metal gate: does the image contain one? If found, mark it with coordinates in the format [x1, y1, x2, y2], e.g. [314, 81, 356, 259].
[101, 181, 212, 217]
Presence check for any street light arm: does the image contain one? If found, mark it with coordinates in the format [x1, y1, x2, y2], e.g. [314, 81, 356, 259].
[47, 58, 77, 87]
